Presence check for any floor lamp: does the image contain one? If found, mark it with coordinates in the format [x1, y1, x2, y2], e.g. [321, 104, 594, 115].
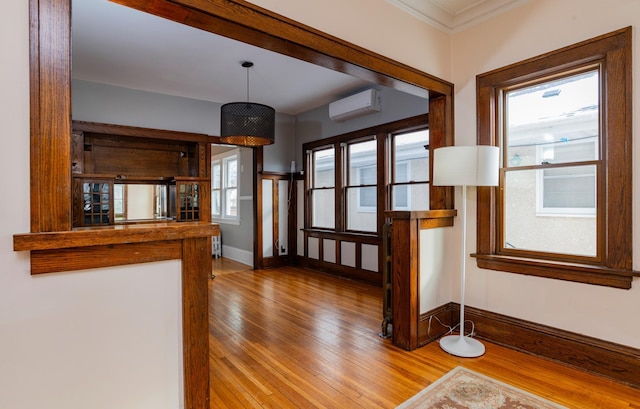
[432, 145, 499, 358]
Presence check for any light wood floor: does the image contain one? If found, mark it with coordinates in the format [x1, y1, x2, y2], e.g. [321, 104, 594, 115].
[208, 262, 640, 408]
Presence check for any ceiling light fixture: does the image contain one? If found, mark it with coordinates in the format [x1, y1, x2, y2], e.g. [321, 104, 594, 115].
[220, 61, 275, 147]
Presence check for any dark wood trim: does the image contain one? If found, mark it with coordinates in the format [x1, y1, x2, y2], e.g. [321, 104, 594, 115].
[181, 237, 211, 409]
[297, 257, 381, 286]
[30, 0, 72, 233]
[73, 121, 210, 143]
[335, 142, 344, 233]
[376, 135, 387, 236]
[473, 254, 638, 289]
[419, 303, 640, 390]
[387, 210, 456, 350]
[389, 217, 419, 350]
[29, 241, 182, 274]
[417, 303, 453, 347]
[14, 221, 219, 251]
[384, 209, 456, 220]
[304, 114, 429, 152]
[475, 27, 636, 288]
[260, 172, 296, 268]
[289, 173, 300, 261]
[254, 147, 264, 270]
[427, 95, 454, 210]
[303, 229, 382, 244]
[272, 173, 280, 261]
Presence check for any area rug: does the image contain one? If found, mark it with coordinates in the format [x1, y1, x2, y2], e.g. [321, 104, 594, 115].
[396, 366, 567, 409]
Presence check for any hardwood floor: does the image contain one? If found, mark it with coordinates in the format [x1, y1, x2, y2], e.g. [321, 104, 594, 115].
[208, 264, 640, 408]
[211, 257, 253, 277]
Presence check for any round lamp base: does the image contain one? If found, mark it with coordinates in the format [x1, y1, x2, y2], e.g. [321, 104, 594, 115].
[439, 335, 486, 358]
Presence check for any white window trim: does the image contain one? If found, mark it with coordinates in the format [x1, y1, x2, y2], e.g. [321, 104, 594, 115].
[211, 159, 221, 218]
[212, 148, 241, 225]
[535, 139, 597, 217]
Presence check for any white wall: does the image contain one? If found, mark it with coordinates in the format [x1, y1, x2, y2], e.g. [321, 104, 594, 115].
[450, 0, 640, 348]
[419, 227, 455, 313]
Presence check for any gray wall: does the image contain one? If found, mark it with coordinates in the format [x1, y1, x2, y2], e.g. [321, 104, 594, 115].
[293, 86, 429, 170]
[72, 79, 220, 134]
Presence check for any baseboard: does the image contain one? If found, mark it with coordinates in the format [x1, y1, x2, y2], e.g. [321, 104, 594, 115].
[220, 245, 253, 267]
[417, 304, 453, 348]
[418, 303, 640, 389]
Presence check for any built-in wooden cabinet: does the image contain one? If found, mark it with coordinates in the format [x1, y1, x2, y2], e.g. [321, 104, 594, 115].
[71, 121, 211, 227]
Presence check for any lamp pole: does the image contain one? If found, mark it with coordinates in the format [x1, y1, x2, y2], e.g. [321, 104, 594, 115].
[439, 184, 486, 357]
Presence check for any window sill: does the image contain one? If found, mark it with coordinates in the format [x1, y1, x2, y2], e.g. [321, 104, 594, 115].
[472, 254, 639, 289]
[212, 218, 241, 226]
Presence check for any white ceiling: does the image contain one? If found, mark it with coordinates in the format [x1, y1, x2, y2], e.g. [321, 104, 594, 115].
[72, 0, 527, 116]
[388, 0, 531, 32]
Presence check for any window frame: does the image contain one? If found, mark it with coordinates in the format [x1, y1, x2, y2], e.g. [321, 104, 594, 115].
[355, 164, 377, 212]
[211, 149, 240, 224]
[223, 155, 238, 219]
[534, 138, 598, 217]
[211, 159, 221, 218]
[390, 162, 411, 210]
[475, 27, 637, 289]
[344, 136, 378, 231]
[389, 128, 430, 211]
[308, 145, 337, 230]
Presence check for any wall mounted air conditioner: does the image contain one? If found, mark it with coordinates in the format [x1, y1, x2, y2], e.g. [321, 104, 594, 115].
[329, 89, 381, 122]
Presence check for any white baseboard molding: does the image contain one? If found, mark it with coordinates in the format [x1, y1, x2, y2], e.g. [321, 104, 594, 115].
[220, 245, 254, 267]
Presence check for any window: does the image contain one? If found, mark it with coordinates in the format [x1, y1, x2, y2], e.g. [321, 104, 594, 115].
[503, 70, 599, 257]
[390, 129, 430, 211]
[114, 184, 126, 221]
[211, 149, 240, 223]
[305, 115, 429, 237]
[224, 156, 238, 218]
[309, 146, 335, 229]
[536, 139, 597, 216]
[357, 165, 377, 210]
[345, 138, 377, 232]
[211, 161, 221, 217]
[475, 27, 635, 289]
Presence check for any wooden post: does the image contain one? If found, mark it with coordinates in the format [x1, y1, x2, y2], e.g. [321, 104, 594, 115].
[386, 210, 456, 351]
[182, 237, 211, 409]
[388, 213, 420, 350]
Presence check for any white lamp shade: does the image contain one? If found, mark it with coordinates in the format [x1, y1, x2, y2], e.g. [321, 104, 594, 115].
[432, 145, 500, 187]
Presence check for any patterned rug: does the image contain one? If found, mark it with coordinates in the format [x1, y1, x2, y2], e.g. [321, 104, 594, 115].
[396, 367, 567, 409]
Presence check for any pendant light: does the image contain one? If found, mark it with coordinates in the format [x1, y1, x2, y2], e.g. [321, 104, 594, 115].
[220, 61, 276, 146]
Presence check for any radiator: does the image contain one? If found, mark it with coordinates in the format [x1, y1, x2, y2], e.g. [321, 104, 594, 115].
[380, 222, 392, 338]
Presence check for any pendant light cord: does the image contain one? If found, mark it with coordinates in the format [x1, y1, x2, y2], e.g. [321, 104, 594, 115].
[242, 61, 253, 103]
